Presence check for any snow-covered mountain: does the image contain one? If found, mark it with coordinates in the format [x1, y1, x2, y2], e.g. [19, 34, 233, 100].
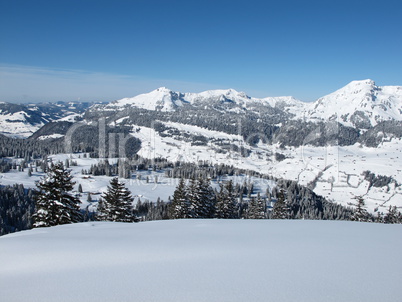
[98, 86, 304, 114]
[102, 87, 189, 112]
[2, 80, 401, 139]
[0, 101, 95, 138]
[92, 80, 402, 129]
[0, 103, 49, 138]
[301, 79, 402, 128]
[78, 80, 402, 212]
[1, 80, 402, 213]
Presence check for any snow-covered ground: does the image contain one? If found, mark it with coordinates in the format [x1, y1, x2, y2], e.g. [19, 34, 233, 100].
[127, 122, 402, 212]
[0, 219, 401, 302]
[0, 154, 178, 212]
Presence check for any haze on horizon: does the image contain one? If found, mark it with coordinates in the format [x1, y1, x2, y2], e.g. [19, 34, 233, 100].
[0, 0, 401, 103]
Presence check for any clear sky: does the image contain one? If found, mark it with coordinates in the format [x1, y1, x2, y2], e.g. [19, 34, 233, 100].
[1, 0, 401, 103]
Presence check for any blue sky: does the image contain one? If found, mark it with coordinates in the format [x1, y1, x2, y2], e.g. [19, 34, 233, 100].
[1, 0, 401, 103]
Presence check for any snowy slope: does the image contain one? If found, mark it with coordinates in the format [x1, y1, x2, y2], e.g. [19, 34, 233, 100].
[0, 110, 44, 138]
[1, 220, 401, 302]
[302, 80, 402, 127]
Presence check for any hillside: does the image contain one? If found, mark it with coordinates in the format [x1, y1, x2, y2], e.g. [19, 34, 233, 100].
[1, 220, 401, 302]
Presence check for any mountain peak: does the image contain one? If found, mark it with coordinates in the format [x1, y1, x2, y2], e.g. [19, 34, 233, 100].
[304, 79, 402, 128]
[317, 79, 377, 102]
[154, 87, 173, 93]
[347, 79, 376, 87]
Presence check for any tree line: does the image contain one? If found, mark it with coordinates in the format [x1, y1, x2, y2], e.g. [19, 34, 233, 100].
[2, 160, 401, 236]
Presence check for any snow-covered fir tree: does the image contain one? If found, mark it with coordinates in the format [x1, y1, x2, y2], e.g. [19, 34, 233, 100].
[215, 180, 237, 219]
[96, 177, 135, 222]
[247, 192, 266, 219]
[188, 177, 216, 218]
[169, 178, 191, 219]
[350, 196, 370, 222]
[33, 162, 82, 227]
[271, 189, 289, 219]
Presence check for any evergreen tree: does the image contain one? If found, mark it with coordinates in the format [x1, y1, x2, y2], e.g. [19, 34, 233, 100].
[271, 189, 289, 219]
[169, 178, 190, 219]
[96, 177, 134, 222]
[33, 162, 82, 227]
[188, 177, 215, 218]
[350, 196, 369, 222]
[215, 180, 237, 219]
[96, 198, 108, 221]
[247, 192, 266, 219]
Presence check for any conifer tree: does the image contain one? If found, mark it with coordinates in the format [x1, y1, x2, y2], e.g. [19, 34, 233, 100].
[271, 189, 289, 219]
[247, 193, 266, 219]
[169, 178, 190, 219]
[215, 180, 237, 219]
[188, 177, 215, 218]
[96, 177, 134, 222]
[350, 196, 369, 222]
[33, 162, 82, 227]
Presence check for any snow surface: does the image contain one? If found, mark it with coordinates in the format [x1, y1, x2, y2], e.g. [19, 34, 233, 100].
[37, 133, 65, 140]
[0, 219, 401, 302]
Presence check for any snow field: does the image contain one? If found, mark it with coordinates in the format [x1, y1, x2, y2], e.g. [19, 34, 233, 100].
[0, 219, 401, 302]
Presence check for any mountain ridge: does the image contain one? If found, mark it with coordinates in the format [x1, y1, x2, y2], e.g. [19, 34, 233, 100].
[93, 79, 402, 128]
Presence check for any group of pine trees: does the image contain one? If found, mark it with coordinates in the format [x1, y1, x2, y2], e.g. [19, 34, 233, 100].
[32, 162, 138, 228]
[169, 177, 291, 220]
[169, 177, 216, 219]
[0, 184, 35, 235]
[350, 196, 402, 223]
